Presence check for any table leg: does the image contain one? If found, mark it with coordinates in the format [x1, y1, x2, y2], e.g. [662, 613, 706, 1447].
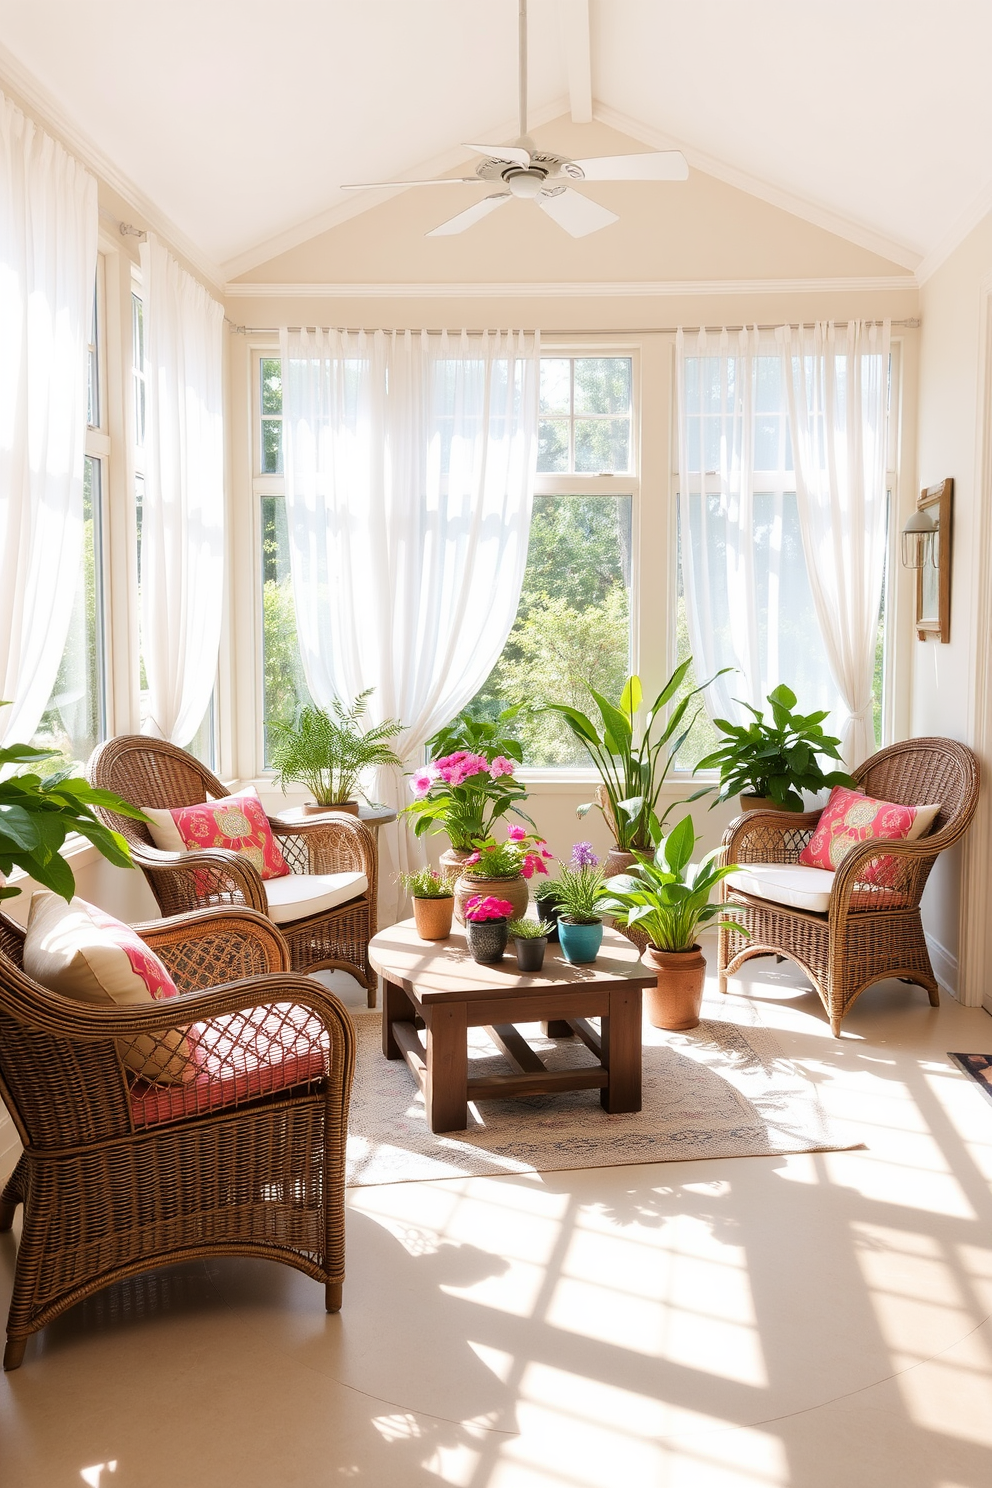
[382, 978, 416, 1059]
[601, 986, 642, 1113]
[542, 1020, 574, 1038]
[425, 1002, 468, 1133]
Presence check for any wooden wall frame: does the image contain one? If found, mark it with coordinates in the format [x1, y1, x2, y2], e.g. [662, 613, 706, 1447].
[916, 477, 953, 642]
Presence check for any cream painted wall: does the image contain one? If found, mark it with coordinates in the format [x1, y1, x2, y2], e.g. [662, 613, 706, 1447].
[914, 210, 992, 1000]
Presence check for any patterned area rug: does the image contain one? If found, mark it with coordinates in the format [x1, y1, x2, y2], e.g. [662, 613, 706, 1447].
[346, 992, 854, 1187]
[948, 1052, 992, 1106]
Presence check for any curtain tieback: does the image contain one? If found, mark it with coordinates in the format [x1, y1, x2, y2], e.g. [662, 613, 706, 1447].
[847, 698, 874, 723]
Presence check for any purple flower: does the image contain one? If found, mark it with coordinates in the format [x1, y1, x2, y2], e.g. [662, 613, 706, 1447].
[571, 841, 599, 868]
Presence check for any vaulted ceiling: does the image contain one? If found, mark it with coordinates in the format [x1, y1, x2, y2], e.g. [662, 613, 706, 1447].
[1, 0, 990, 284]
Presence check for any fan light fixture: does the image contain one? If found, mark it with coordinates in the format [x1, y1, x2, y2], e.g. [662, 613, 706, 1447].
[340, 0, 689, 238]
[901, 508, 937, 569]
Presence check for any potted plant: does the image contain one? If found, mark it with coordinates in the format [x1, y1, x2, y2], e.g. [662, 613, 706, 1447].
[0, 713, 145, 900]
[552, 843, 610, 965]
[534, 881, 562, 941]
[543, 662, 724, 875]
[399, 867, 454, 941]
[270, 688, 405, 814]
[603, 815, 746, 1030]
[508, 916, 549, 972]
[453, 825, 553, 925]
[694, 684, 855, 813]
[403, 706, 534, 877]
[463, 895, 515, 963]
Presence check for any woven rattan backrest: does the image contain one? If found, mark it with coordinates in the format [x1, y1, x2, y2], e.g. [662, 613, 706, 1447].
[0, 912, 133, 1148]
[854, 737, 980, 844]
[87, 735, 228, 847]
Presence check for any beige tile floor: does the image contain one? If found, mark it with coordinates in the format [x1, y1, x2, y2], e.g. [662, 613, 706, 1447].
[2, 956, 992, 1488]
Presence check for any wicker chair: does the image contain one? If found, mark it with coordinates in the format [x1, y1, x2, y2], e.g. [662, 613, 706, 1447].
[0, 903, 355, 1370]
[718, 737, 980, 1035]
[87, 735, 378, 1006]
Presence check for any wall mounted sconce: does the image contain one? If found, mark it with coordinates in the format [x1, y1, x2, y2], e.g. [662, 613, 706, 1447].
[910, 478, 953, 642]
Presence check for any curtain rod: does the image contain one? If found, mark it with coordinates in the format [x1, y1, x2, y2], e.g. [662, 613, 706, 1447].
[227, 318, 920, 336]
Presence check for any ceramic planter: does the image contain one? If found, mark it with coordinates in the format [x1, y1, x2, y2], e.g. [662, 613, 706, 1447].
[439, 845, 473, 884]
[558, 917, 604, 964]
[465, 917, 508, 963]
[454, 872, 529, 927]
[412, 895, 453, 941]
[535, 898, 561, 942]
[512, 935, 548, 972]
[302, 799, 360, 816]
[642, 943, 706, 1030]
[738, 795, 797, 814]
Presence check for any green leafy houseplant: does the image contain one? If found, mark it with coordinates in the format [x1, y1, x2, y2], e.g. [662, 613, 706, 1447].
[270, 689, 405, 807]
[0, 712, 146, 901]
[507, 917, 547, 940]
[399, 868, 453, 900]
[552, 843, 609, 925]
[694, 684, 855, 813]
[602, 815, 746, 953]
[543, 661, 726, 852]
[425, 705, 525, 770]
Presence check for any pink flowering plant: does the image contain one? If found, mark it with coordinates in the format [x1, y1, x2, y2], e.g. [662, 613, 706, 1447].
[464, 895, 515, 923]
[403, 750, 533, 850]
[463, 824, 554, 881]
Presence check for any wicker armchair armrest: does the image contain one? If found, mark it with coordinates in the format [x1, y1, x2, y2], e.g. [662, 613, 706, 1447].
[135, 906, 291, 991]
[269, 814, 377, 881]
[721, 809, 823, 866]
[829, 834, 942, 914]
[129, 842, 268, 913]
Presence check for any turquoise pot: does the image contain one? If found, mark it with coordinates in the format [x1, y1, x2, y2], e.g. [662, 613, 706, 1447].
[558, 917, 604, 965]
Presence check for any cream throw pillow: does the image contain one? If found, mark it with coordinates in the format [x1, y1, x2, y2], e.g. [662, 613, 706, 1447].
[24, 893, 192, 1084]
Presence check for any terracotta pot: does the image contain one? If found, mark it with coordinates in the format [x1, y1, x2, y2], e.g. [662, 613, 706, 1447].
[738, 795, 797, 815]
[602, 847, 650, 951]
[303, 799, 359, 816]
[641, 943, 706, 1030]
[454, 872, 529, 927]
[439, 846, 472, 885]
[412, 895, 454, 941]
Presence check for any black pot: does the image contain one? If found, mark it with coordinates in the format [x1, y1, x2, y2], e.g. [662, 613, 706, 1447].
[465, 917, 508, 963]
[513, 935, 548, 972]
[535, 899, 561, 942]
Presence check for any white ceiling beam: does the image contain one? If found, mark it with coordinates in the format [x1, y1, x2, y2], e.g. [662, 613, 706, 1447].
[559, 0, 592, 124]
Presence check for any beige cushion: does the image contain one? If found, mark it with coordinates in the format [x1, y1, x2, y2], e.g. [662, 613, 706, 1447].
[263, 871, 368, 926]
[725, 863, 837, 914]
[23, 893, 191, 1083]
[142, 803, 186, 852]
[906, 803, 941, 839]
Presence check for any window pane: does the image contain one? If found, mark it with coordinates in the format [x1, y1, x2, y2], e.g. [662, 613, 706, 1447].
[33, 455, 105, 767]
[574, 357, 631, 416]
[574, 417, 630, 473]
[465, 495, 632, 766]
[261, 418, 283, 475]
[539, 357, 571, 414]
[537, 418, 569, 473]
[261, 495, 310, 763]
[260, 357, 282, 414]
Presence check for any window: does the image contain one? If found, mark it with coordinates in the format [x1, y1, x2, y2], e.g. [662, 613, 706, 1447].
[468, 354, 636, 767]
[33, 269, 108, 769]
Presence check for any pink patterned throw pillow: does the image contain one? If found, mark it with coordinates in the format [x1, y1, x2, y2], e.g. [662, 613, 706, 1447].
[799, 786, 923, 883]
[169, 789, 290, 881]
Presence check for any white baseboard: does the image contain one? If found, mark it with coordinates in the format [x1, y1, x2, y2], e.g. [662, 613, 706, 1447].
[926, 931, 960, 1001]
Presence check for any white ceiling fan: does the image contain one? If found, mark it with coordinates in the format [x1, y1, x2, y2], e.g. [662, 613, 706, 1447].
[341, 0, 688, 239]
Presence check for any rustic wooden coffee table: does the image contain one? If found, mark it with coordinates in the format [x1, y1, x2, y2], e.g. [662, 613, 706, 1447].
[368, 919, 656, 1133]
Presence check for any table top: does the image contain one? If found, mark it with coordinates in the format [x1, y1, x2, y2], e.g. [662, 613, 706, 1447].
[272, 804, 397, 827]
[369, 919, 657, 1005]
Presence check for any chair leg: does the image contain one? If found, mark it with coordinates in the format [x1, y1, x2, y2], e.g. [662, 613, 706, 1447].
[928, 985, 940, 1007]
[830, 1015, 843, 1037]
[3, 1336, 26, 1371]
[325, 1281, 342, 1313]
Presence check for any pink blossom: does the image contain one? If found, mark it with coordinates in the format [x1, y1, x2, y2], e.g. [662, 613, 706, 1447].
[465, 894, 514, 922]
[410, 767, 436, 797]
[521, 853, 549, 879]
[489, 756, 516, 778]
[463, 851, 481, 866]
[506, 824, 527, 841]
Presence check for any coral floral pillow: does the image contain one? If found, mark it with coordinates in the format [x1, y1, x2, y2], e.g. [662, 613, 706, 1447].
[145, 787, 290, 881]
[799, 786, 938, 882]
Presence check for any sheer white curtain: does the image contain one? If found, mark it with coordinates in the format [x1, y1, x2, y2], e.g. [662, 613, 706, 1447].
[0, 89, 97, 743]
[139, 235, 224, 746]
[280, 327, 540, 916]
[676, 327, 844, 729]
[781, 321, 890, 768]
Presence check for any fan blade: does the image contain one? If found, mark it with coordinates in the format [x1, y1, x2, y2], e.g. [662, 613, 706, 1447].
[537, 188, 618, 238]
[462, 142, 531, 168]
[341, 178, 482, 189]
[427, 193, 512, 237]
[572, 151, 689, 182]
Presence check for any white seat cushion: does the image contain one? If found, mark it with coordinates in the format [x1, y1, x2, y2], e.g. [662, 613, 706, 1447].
[725, 863, 836, 914]
[263, 871, 368, 926]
